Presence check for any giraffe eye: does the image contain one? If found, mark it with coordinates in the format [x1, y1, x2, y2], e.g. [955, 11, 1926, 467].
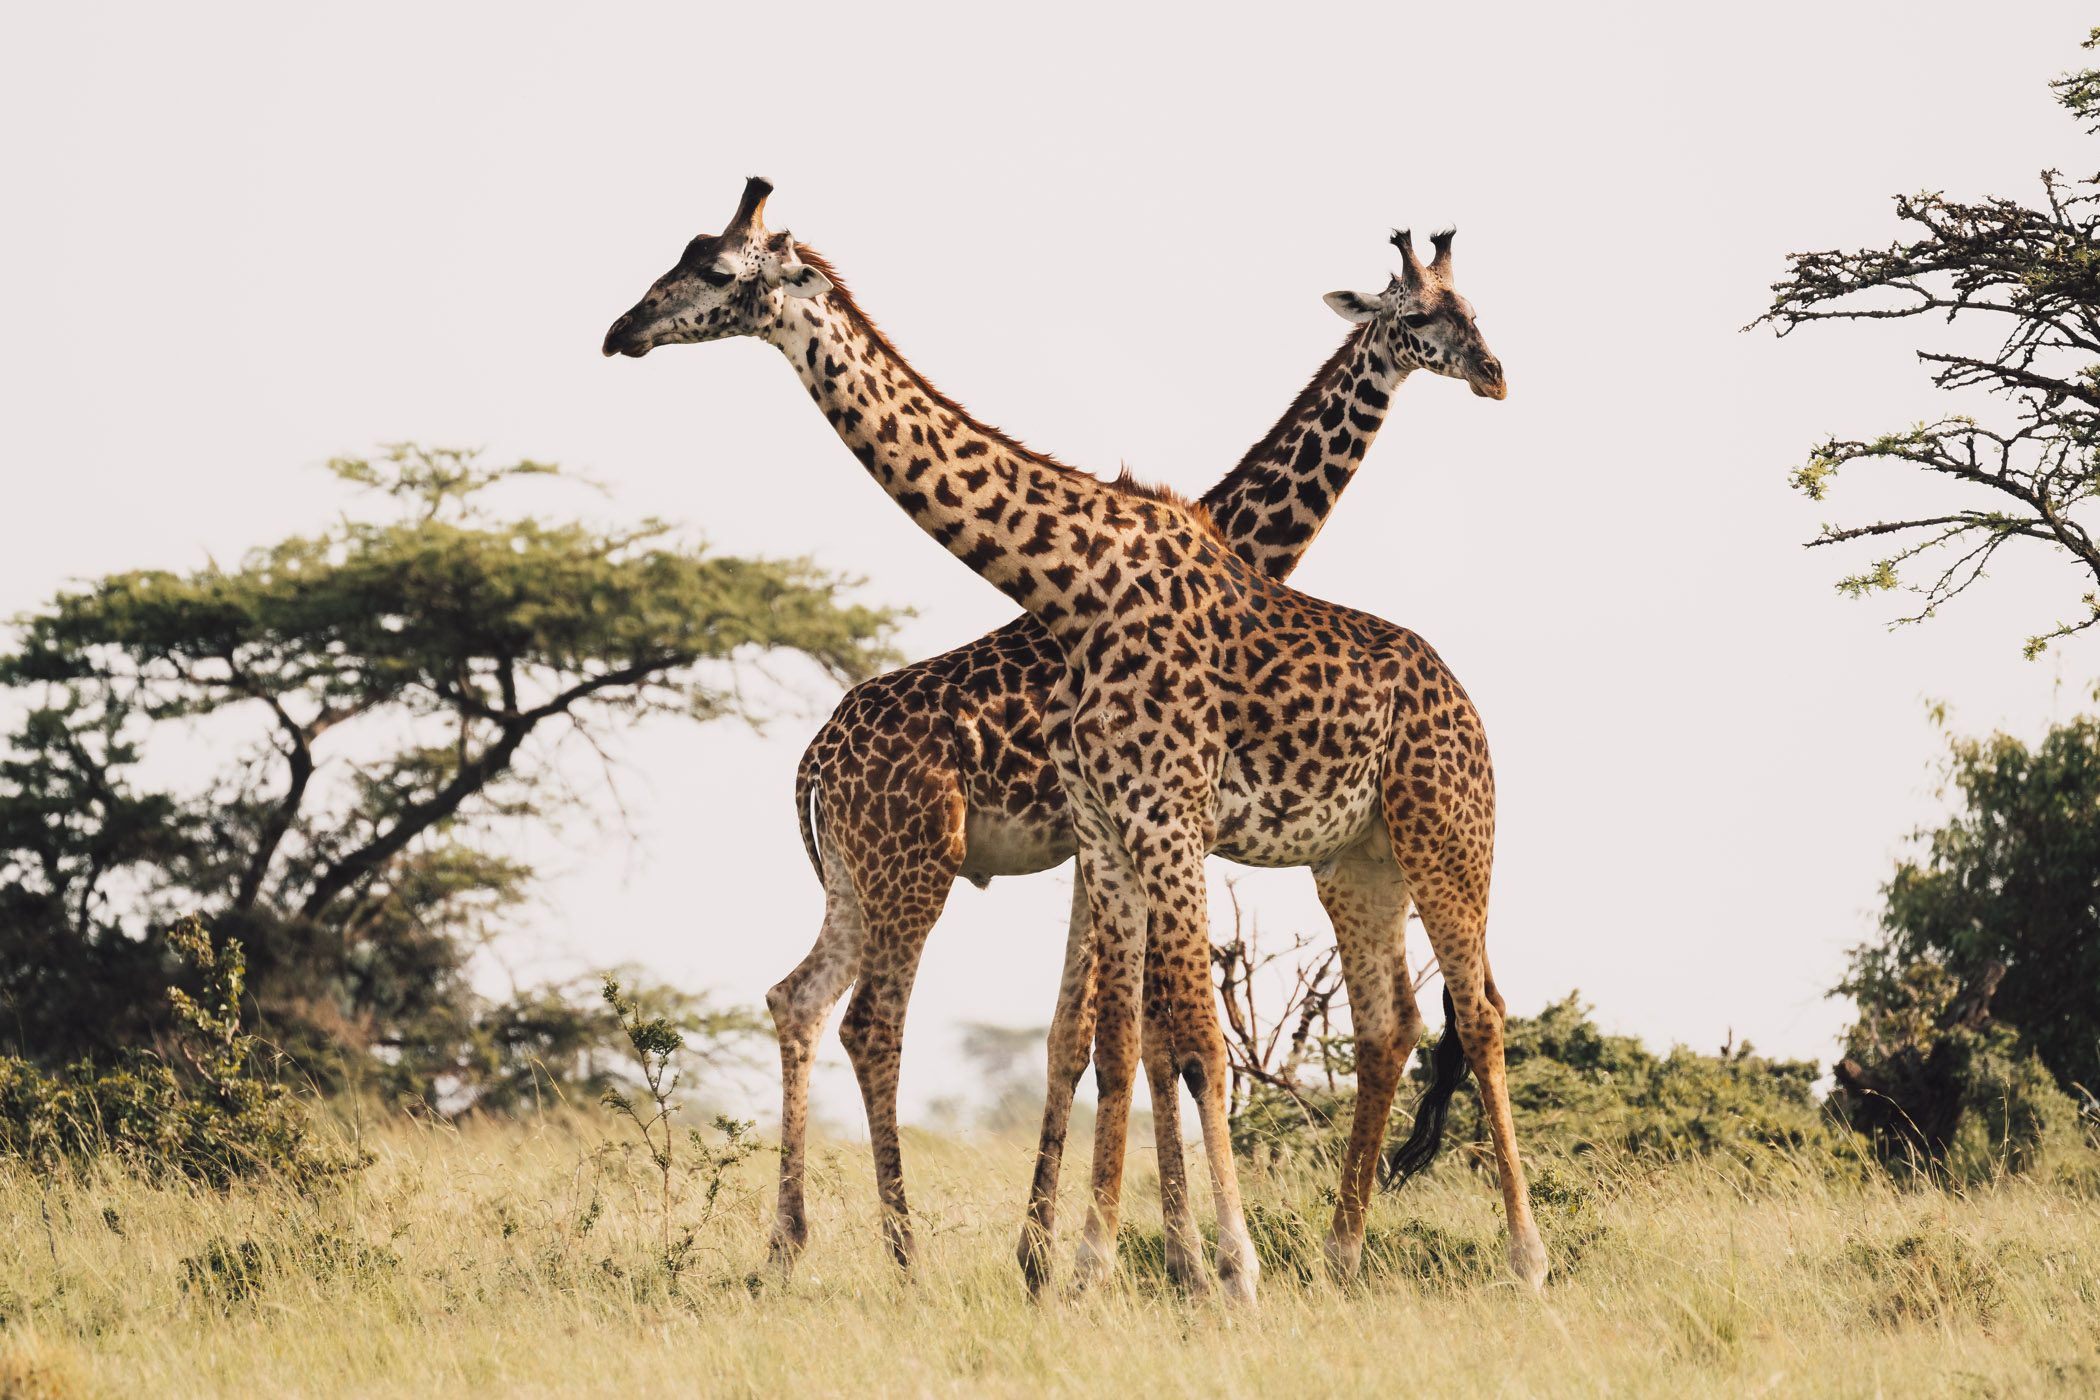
[1401, 312, 1434, 330]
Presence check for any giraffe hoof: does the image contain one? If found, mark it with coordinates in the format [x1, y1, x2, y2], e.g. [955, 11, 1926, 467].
[1214, 1230, 1260, 1308]
[765, 1222, 807, 1281]
[1017, 1232, 1055, 1299]
[1217, 1267, 1259, 1309]
[1322, 1235, 1364, 1284]
[1165, 1258, 1213, 1299]
[1071, 1236, 1115, 1294]
[1508, 1233, 1549, 1292]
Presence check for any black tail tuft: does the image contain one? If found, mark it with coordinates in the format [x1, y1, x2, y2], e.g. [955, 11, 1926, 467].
[1381, 987, 1471, 1189]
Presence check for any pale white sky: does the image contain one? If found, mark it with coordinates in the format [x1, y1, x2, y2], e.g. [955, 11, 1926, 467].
[4, 2, 2094, 1121]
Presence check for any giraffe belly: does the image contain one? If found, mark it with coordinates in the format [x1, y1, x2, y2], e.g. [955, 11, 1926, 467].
[1210, 754, 1385, 869]
[959, 806, 1076, 884]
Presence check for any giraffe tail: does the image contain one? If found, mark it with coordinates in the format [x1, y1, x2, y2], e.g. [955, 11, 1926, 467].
[1380, 986, 1471, 1188]
[793, 738, 824, 882]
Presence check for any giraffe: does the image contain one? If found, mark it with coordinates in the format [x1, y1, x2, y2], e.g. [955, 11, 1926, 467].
[759, 233, 1489, 1289]
[601, 178, 1546, 1302]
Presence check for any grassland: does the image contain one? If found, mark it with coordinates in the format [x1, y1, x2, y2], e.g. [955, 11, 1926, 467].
[3, 1115, 2097, 1399]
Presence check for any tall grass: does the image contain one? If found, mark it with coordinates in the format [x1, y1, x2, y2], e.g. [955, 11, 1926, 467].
[3, 1116, 2098, 1399]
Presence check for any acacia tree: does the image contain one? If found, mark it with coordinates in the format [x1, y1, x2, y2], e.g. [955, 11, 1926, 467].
[0, 445, 892, 1103]
[1758, 32, 2100, 657]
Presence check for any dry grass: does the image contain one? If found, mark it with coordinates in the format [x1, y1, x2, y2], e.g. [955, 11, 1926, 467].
[3, 1116, 2098, 1399]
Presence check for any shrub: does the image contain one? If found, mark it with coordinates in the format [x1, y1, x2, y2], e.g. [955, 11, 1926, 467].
[597, 975, 762, 1283]
[1941, 1026, 2097, 1187]
[1421, 994, 1861, 1182]
[1229, 992, 1866, 1183]
[0, 917, 365, 1188]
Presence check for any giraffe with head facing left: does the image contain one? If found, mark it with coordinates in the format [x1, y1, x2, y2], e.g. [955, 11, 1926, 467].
[603, 179, 1545, 1301]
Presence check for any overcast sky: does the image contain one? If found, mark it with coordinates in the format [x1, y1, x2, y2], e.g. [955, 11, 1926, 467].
[5, 2, 2094, 1122]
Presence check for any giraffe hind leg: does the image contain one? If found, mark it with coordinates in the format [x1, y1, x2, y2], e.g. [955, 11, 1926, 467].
[764, 857, 867, 1278]
[1385, 743, 1553, 1292]
[1310, 838, 1422, 1280]
[1381, 777, 1547, 1289]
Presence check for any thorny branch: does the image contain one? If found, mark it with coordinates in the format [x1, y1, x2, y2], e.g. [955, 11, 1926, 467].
[1207, 878, 1438, 1120]
[1755, 55, 2100, 657]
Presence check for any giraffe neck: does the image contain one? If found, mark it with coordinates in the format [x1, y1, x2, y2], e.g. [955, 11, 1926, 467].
[765, 266, 1140, 647]
[1200, 325, 1415, 581]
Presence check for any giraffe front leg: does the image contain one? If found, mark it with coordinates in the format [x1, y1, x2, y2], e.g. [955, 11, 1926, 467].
[1141, 938, 1210, 1296]
[1152, 856, 1261, 1309]
[1070, 853, 1144, 1295]
[1018, 875, 1098, 1297]
[1384, 780, 1547, 1291]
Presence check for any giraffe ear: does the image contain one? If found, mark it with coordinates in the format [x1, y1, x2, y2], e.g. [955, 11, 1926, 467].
[780, 262, 832, 299]
[1323, 290, 1379, 324]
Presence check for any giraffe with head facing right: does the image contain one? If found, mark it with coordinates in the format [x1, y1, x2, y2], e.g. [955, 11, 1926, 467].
[602, 181, 1544, 1302]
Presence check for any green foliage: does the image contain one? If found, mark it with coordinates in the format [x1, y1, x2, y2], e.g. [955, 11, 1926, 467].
[1228, 993, 1857, 1186]
[1831, 713, 2100, 1183]
[0, 918, 365, 1187]
[1759, 37, 2100, 654]
[1118, 1167, 1605, 1291]
[1228, 1080, 1348, 1165]
[1837, 959, 2096, 1188]
[1945, 1030, 2093, 1184]
[2053, 28, 2100, 133]
[0, 697, 192, 1055]
[1429, 994, 1856, 1181]
[597, 975, 763, 1281]
[1360, 1216, 1498, 1289]
[1853, 717, 2100, 1100]
[0, 445, 884, 1108]
[414, 967, 764, 1118]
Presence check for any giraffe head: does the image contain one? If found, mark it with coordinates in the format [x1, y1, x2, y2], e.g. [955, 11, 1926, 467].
[1323, 230, 1505, 400]
[602, 177, 833, 357]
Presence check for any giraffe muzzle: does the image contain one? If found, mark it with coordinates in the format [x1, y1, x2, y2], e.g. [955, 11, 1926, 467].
[602, 311, 649, 358]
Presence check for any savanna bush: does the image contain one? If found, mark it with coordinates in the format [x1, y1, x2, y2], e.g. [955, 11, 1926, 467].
[0, 917, 364, 1188]
[1232, 993, 1864, 1186]
[1460, 994, 1855, 1179]
[1935, 1024, 2099, 1189]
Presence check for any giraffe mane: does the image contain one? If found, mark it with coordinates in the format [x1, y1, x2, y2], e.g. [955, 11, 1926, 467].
[799, 243, 1226, 546]
[795, 245, 1081, 476]
[1108, 469, 1226, 543]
